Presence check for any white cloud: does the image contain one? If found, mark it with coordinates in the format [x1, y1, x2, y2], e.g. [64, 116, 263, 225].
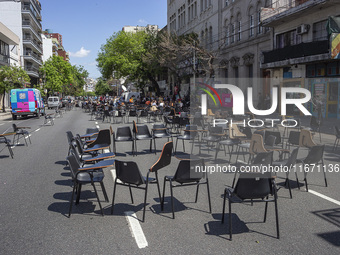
[138, 19, 148, 25]
[69, 47, 90, 58]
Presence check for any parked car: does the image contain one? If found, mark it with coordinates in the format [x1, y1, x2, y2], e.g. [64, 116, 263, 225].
[47, 96, 62, 109]
[10, 88, 45, 120]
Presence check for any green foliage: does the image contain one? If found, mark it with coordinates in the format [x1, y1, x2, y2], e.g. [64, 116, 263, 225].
[0, 65, 30, 112]
[40, 56, 89, 97]
[95, 78, 111, 96]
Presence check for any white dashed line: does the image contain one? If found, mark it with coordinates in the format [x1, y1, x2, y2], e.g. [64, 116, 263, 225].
[0, 123, 4, 126]
[35, 128, 41, 132]
[125, 211, 148, 249]
[309, 190, 340, 206]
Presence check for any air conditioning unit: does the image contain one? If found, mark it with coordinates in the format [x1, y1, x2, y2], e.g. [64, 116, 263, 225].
[296, 24, 310, 34]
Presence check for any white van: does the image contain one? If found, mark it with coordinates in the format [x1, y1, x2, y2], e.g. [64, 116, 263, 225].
[47, 96, 61, 109]
[121, 92, 141, 103]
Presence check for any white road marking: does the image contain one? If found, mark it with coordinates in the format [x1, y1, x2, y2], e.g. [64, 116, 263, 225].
[95, 122, 98, 125]
[309, 190, 340, 206]
[35, 128, 41, 132]
[125, 211, 148, 249]
[0, 123, 4, 126]
[96, 125, 100, 129]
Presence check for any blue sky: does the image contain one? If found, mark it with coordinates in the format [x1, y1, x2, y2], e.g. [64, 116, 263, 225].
[39, 0, 167, 78]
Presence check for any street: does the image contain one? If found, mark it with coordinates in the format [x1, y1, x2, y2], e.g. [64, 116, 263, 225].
[0, 107, 340, 255]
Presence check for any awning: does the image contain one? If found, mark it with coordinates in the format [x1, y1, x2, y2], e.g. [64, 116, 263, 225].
[327, 16, 340, 35]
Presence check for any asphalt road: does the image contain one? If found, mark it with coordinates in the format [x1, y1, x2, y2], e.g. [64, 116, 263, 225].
[0, 107, 339, 254]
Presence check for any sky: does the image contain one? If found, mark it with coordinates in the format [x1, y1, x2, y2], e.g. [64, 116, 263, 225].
[39, 0, 167, 79]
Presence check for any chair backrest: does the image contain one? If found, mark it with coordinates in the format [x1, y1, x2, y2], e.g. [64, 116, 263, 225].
[265, 130, 281, 145]
[234, 172, 272, 200]
[66, 131, 74, 144]
[173, 159, 204, 184]
[229, 123, 246, 139]
[303, 145, 324, 164]
[250, 134, 267, 155]
[299, 129, 316, 148]
[91, 129, 110, 146]
[75, 136, 85, 155]
[288, 131, 300, 146]
[135, 124, 151, 137]
[150, 141, 173, 172]
[116, 126, 133, 139]
[310, 116, 320, 128]
[67, 154, 80, 180]
[183, 125, 198, 139]
[284, 147, 299, 167]
[69, 147, 82, 165]
[241, 126, 252, 139]
[12, 124, 18, 132]
[152, 124, 168, 136]
[115, 160, 145, 186]
[86, 128, 99, 134]
[335, 126, 340, 136]
[264, 135, 276, 147]
[252, 151, 273, 165]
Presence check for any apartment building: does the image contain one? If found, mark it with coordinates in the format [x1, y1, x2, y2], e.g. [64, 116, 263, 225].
[0, 0, 43, 85]
[122, 24, 160, 33]
[0, 21, 20, 67]
[261, 0, 340, 118]
[42, 30, 69, 62]
[167, 0, 273, 98]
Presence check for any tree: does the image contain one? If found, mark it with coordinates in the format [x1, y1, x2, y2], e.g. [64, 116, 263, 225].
[39, 55, 73, 96]
[97, 30, 162, 95]
[67, 65, 89, 96]
[0, 65, 30, 112]
[95, 78, 111, 96]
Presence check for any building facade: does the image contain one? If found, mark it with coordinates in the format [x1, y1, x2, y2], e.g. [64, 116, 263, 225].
[167, 0, 273, 100]
[42, 30, 69, 62]
[261, 0, 340, 118]
[0, 0, 43, 85]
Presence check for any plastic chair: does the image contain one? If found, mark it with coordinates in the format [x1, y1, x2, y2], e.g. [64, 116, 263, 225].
[332, 126, 340, 151]
[296, 145, 326, 192]
[12, 124, 31, 146]
[0, 133, 15, 158]
[112, 126, 135, 155]
[161, 158, 211, 219]
[222, 171, 279, 240]
[174, 125, 199, 154]
[67, 154, 109, 217]
[132, 121, 154, 155]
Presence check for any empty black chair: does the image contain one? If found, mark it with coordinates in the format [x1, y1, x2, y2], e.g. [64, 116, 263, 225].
[296, 145, 326, 192]
[112, 126, 135, 155]
[272, 147, 299, 199]
[87, 129, 111, 153]
[175, 125, 199, 154]
[152, 124, 173, 153]
[111, 160, 151, 222]
[332, 126, 340, 151]
[132, 121, 154, 155]
[222, 171, 279, 240]
[12, 124, 31, 146]
[310, 116, 322, 142]
[286, 130, 300, 150]
[161, 158, 211, 219]
[44, 113, 54, 126]
[66, 131, 76, 156]
[67, 154, 109, 217]
[202, 124, 224, 154]
[0, 133, 14, 158]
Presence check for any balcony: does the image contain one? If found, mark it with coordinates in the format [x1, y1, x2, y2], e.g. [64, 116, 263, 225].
[262, 40, 329, 66]
[23, 35, 42, 54]
[24, 65, 39, 78]
[23, 51, 42, 66]
[21, 5, 42, 30]
[22, 21, 42, 42]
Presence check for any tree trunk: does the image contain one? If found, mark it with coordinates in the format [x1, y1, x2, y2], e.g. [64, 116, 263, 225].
[147, 74, 160, 96]
[2, 93, 6, 113]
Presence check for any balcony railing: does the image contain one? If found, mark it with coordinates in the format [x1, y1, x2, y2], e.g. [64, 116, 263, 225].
[25, 66, 40, 73]
[22, 4, 42, 29]
[23, 51, 42, 65]
[23, 36, 43, 53]
[262, 40, 329, 64]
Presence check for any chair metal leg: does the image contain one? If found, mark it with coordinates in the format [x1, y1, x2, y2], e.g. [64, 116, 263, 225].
[155, 172, 161, 203]
[174, 138, 179, 154]
[229, 200, 232, 241]
[76, 184, 82, 204]
[221, 188, 227, 223]
[169, 180, 175, 219]
[274, 196, 280, 239]
[69, 184, 76, 217]
[142, 182, 149, 222]
[264, 201, 268, 222]
[195, 184, 199, 203]
[161, 177, 167, 211]
[206, 180, 212, 213]
[91, 180, 104, 216]
[129, 185, 134, 203]
[100, 182, 109, 202]
[111, 179, 118, 214]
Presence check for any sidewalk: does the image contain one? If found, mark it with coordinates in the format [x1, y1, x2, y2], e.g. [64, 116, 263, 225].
[0, 111, 12, 120]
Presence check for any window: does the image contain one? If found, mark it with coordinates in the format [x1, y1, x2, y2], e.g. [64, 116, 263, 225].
[0, 40, 9, 56]
[276, 30, 302, 49]
[248, 65, 253, 78]
[237, 21, 242, 41]
[249, 14, 254, 37]
[178, 4, 186, 28]
[257, 10, 262, 34]
[313, 20, 328, 41]
[170, 13, 176, 31]
[188, 0, 197, 21]
[234, 67, 239, 79]
[230, 22, 235, 44]
[225, 23, 229, 46]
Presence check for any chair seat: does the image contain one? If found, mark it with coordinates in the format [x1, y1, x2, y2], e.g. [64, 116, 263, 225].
[115, 137, 134, 141]
[153, 133, 171, 138]
[84, 144, 109, 152]
[238, 142, 250, 149]
[76, 171, 105, 183]
[136, 135, 153, 140]
[219, 139, 237, 146]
